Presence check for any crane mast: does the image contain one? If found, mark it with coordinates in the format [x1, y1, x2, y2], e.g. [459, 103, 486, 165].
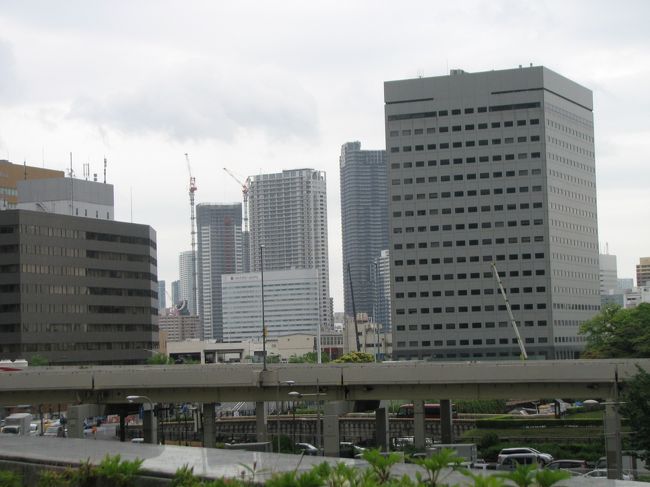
[490, 261, 528, 360]
[222, 167, 250, 233]
[185, 154, 198, 317]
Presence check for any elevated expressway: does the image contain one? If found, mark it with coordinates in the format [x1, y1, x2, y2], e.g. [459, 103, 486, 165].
[1, 358, 648, 406]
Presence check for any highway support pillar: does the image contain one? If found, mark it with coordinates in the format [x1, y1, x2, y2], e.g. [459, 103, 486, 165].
[375, 407, 389, 451]
[324, 401, 351, 457]
[142, 404, 157, 445]
[66, 404, 104, 439]
[202, 403, 216, 448]
[605, 398, 623, 480]
[414, 400, 426, 450]
[119, 411, 126, 442]
[440, 399, 453, 444]
[256, 401, 268, 442]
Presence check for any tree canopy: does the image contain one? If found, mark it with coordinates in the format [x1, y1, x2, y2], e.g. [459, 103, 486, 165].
[332, 351, 374, 363]
[621, 367, 650, 462]
[579, 303, 650, 358]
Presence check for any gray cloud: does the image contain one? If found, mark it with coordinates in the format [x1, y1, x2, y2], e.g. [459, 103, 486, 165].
[0, 39, 19, 102]
[68, 65, 319, 143]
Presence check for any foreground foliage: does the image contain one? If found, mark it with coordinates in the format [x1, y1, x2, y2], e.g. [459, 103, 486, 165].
[0, 449, 573, 487]
[621, 366, 650, 462]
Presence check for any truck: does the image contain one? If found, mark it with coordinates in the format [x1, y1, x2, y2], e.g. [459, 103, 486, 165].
[0, 413, 34, 436]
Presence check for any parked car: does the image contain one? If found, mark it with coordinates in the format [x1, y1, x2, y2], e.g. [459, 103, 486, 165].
[43, 424, 66, 437]
[545, 459, 589, 474]
[295, 442, 319, 456]
[0, 425, 20, 435]
[496, 453, 543, 471]
[582, 469, 632, 481]
[340, 441, 365, 458]
[497, 447, 553, 465]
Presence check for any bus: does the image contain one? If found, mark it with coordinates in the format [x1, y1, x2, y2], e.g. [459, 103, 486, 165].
[396, 403, 457, 418]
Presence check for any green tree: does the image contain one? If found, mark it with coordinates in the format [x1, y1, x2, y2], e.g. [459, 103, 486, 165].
[29, 354, 50, 366]
[146, 353, 173, 365]
[579, 303, 650, 358]
[498, 463, 536, 487]
[621, 367, 650, 463]
[332, 351, 374, 363]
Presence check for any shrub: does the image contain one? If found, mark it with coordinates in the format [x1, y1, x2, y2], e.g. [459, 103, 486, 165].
[0, 470, 22, 487]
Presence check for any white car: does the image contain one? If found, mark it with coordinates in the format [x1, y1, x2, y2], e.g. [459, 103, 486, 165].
[497, 447, 553, 465]
[582, 469, 632, 481]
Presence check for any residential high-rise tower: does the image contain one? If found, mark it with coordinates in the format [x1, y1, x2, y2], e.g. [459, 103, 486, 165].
[178, 250, 197, 315]
[248, 169, 332, 330]
[385, 66, 600, 361]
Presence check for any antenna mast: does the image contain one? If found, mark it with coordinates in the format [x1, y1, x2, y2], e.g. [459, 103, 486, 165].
[185, 153, 198, 317]
[103, 157, 107, 184]
[490, 261, 528, 360]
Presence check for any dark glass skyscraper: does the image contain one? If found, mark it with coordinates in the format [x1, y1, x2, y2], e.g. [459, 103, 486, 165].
[339, 142, 388, 321]
[196, 203, 243, 340]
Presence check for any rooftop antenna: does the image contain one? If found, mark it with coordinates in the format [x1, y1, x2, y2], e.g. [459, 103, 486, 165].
[103, 157, 107, 184]
[606, 242, 610, 255]
[68, 152, 74, 216]
[23, 159, 27, 180]
[83, 163, 90, 180]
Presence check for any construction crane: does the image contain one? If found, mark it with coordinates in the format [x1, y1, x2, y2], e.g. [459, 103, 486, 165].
[185, 153, 198, 317]
[490, 261, 528, 360]
[222, 168, 250, 233]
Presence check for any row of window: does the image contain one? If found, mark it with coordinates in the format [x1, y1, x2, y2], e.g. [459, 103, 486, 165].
[86, 231, 156, 249]
[547, 135, 594, 159]
[548, 184, 596, 204]
[386, 101, 542, 121]
[393, 219, 545, 234]
[548, 168, 595, 188]
[394, 158, 542, 170]
[396, 252, 545, 266]
[549, 202, 597, 220]
[389, 119, 540, 137]
[86, 250, 156, 265]
[396, 320, 547, 331]
[553, 302, 600, 311]
[391, 142, 543, 154]
[20, 341, 155, 352]
[396, 286, 546, 298]
[393, 172, 543, 185]
[549, 151, 594, 174]
[392, 187, 543, 202]
[396, 336, 548, 348]
[19, 323, 157, 333]
[394, 235, 543, 250]
[395, 303, 547, 314]
[550, 252, 598, 265]
[550, 218, 597, 235]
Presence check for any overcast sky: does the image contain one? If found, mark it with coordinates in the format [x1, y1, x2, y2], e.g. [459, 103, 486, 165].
[1, 0, 649, 309]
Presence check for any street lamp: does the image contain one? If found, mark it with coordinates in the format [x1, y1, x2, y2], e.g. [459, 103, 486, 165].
[288, 379, 325, 454]
[260, 245, 267, 371]
[126, 395, 156, 444]
[276, 379, 295, 453]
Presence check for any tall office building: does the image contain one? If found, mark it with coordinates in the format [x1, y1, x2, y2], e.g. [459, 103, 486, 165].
[598, 253, 618, 295]
[385, 66, 600, 361]
[339, 141, 388, 320]
[178, 250, 197, 315]
[196, 203, 243, 340]
[221, 268, 320, 342]
[371, 249, 392, 331]
[637, 257, 650, 287]
[171, 279, 180, 307]
[0, 209, 158, 365]
[248, 169, 332, 330]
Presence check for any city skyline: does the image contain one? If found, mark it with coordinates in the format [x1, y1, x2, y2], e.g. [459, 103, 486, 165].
[0, 2, 648, 312]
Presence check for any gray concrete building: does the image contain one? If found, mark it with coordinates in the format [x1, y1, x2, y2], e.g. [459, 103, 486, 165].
[385, 66, 600, 361]
[0, 209, 159, 365]
[17, 177, 114, 220]
[599, 253, 618, 295]
[196, 203, 243, 340]
[248, 169, 332, 330]
[339, 141, 388, 321]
